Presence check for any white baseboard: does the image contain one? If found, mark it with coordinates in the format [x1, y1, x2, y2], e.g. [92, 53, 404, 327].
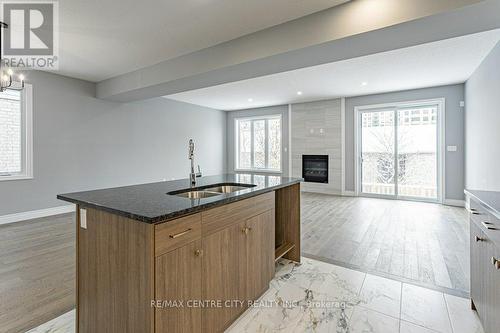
[341, 190, 356, 196]
[443, 199, 465, 207]
[0, 205, 76, 226]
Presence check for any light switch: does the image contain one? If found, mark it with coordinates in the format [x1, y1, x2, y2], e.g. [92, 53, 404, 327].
[447, 145, 457, 152]
[80, 208, 87, 229]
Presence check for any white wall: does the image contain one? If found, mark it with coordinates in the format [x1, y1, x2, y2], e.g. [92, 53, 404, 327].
[465, 41, 500, 191]
[0, 71, 226, 216]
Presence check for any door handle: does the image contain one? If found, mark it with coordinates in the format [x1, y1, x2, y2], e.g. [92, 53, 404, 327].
[242, 226, 252, 234]
[481, 222, 497, 230]
[475, 236, 485, 242]
[194, 249, 203, 257]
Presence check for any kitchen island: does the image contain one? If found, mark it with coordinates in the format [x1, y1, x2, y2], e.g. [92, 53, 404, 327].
[58, 174, 301, 333]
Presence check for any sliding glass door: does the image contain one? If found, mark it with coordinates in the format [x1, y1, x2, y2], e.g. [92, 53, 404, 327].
[358, 101, 441, 202]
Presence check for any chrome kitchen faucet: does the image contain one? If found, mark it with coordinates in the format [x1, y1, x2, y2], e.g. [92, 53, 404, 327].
[188, 139, 202, 186]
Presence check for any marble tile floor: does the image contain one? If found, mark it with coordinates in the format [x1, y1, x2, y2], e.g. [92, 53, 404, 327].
[27, 257, 483, 333]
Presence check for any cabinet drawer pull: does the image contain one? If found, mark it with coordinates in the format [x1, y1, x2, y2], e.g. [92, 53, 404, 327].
[242, 227, 252, 234]
[481, 222, 497, 230]
[475, 236, 485, 242]
[194, 249, 203, 257]
[492, 257, 500, 270]
[169, 228, 192, 239]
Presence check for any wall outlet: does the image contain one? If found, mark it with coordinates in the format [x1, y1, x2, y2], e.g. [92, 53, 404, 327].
[447, 145, 458, 152]
[80, 208, 87, 229]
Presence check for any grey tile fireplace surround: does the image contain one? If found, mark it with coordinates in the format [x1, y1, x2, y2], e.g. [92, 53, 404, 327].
[291, 99, 342, 194]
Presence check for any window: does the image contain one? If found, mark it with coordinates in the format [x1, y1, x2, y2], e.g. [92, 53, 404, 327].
[0, 85, 32, 181]
[235, 115, 281, 172]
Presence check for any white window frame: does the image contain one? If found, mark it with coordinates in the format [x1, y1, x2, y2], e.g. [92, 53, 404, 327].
[234, 114, 282, 173]
[0, 83, 33, 181]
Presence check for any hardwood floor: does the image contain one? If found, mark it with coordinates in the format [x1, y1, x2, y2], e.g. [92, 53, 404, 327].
[0, 213, 75, 333]
[301, 193, 470, 297]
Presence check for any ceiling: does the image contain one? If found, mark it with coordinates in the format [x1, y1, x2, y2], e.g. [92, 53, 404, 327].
[166, 29, 500, 111]
[55, 0, 349, 82]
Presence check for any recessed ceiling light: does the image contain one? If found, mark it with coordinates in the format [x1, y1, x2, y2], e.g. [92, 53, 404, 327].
[361, 82, 368, 86]
[297, 91, 303, 95]
[247, 98, 253, 102]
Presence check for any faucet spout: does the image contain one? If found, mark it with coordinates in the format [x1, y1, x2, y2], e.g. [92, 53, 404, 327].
[188, 139, 202, 186]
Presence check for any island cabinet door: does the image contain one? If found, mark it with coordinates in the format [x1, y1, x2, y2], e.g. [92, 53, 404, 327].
[201, 221, 247, 333]
[244, 209, 275, 301]
[155, 240, 203, 333]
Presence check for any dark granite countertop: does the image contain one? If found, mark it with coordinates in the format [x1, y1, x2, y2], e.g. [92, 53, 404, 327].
[57, 174, 302, 224]
[465, 189, 500, 219]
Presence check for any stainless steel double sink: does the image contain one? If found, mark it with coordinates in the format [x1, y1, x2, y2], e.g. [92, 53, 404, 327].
[168, 183, 256, 199]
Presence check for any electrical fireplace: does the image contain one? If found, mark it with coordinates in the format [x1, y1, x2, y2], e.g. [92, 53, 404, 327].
[302, 155, 328, 183]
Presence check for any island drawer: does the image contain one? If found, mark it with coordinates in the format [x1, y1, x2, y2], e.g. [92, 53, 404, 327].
[201, 192, 275, 235]
[155, 213, 202, 256]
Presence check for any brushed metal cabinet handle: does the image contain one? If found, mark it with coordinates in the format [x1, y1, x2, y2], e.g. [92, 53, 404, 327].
[475, 236, 485, 242]
[169, 228, 192, 239]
